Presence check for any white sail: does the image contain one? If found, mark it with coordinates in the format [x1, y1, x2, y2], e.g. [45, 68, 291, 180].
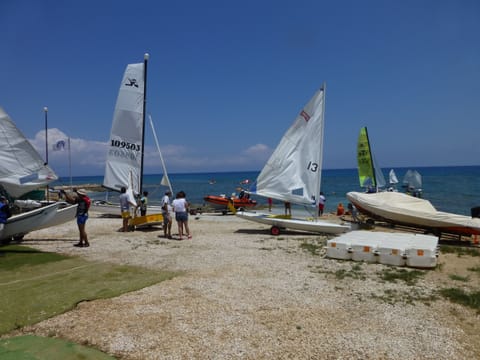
[0, 107, 57, 197]
[103, 63, 144, 194]
[252, 86, 325, 206]
[403, 169, 422, 189]
[149, 114, 173, 195]
[389, 169, 399, 185]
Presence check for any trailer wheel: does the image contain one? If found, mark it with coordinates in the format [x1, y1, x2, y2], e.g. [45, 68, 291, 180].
[270, 226, 281, 236]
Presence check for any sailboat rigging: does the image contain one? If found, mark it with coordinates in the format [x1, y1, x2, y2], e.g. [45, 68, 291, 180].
[237, 84, 350, 235]
[101, 54, 166, 227]
[356, 126, 385, 192]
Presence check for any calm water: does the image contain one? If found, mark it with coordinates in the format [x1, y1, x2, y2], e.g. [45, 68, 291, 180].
[53, 166, 480, 216]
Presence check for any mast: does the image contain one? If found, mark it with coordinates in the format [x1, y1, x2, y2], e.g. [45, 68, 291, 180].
[140, 53, 149, 194]
[364, 127, 377, 189]
[314, 83, 326, 219]
[44, 106, 49, 202]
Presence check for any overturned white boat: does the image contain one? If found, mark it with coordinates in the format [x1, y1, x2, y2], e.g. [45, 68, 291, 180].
[346, 191, 480, 237]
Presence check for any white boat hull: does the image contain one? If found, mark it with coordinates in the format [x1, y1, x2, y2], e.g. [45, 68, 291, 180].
[2, 203, 60, 241]
[92, 202, 163, 217]
[236, 211, 350, 235]
[34, 203, 78, 231]
[346, 191, 480, 236]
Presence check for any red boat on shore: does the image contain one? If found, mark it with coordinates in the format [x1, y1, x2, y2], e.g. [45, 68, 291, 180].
[204, 193, 257, 214]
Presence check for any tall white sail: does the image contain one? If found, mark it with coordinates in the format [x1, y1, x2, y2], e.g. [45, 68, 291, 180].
[252, 86, 325, 206]
[149, 115, 173, 195]
[0, 107, 57, 197]
[103, 63, 144, 194]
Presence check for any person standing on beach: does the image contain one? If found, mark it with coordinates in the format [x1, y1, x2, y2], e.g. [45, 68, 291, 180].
[119, 186, 137, 232]
[318, 191, 326, 216]
[284, 201, 291, 216]
[172, 190, 191, 240]
[62, 189, 90, 247]
[268, 198, 272, 212]
[161, 190, 172, 238]
[139, 191, 149, 216]
[0, 196, 11, 237]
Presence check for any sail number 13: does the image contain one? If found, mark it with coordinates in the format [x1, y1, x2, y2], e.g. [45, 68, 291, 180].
[307, 161, 319, 172]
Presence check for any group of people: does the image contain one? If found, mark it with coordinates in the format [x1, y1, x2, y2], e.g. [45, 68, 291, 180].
[58, 186, 193, 249]
[119, 187, 192, 240]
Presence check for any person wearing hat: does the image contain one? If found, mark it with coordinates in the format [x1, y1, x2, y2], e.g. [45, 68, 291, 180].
[161, 190, 172, 238]
[0, 196, 12, 235]
[61, 188, 90, 247]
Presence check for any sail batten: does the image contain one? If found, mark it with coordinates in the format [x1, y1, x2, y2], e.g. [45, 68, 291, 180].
[0, 107, 58, 197]
[252, 87, 326, 206]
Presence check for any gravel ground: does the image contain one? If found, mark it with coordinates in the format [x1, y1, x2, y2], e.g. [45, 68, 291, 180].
[7, 211, 480, 359]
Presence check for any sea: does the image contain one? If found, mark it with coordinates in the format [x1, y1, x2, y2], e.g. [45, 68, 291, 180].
[52, 166, 480, 216]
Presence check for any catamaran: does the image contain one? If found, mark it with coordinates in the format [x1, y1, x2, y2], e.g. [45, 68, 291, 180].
[97, 54, 169, 228]
[0, 107, 74, 242]
[236, 84, 350, 235]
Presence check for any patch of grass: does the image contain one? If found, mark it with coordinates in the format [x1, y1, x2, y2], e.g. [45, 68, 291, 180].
[439, 245, 480, 257]
[378, 268, 425, 285]
[0, 245, 178, 335]
[299, 242, 321, 255]
[371, 288, 438, 305]
[439, 288, 480, 311]
[335, 263, 366, 280]
[467, 265, 480, 274]
[449, 274, 470, 282]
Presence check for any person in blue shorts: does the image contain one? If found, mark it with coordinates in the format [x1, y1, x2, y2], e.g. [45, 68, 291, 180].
[62, 188, 90, 247]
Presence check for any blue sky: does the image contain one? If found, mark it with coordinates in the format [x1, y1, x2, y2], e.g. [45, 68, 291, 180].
[1, 0, 479, 177]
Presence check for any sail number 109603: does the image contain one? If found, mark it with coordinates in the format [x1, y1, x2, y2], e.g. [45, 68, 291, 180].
[111, 140, 141, 151]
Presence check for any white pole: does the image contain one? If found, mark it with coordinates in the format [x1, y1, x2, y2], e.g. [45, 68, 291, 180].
[68, 137, 72, 188]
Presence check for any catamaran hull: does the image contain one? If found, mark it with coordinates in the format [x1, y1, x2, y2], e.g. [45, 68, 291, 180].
[347, 191, 480, 236]
[2, 203, 60, 241]
[236, 211, 350, 235]
[92, 202, 163, 216]
[34, 203, 78, 231]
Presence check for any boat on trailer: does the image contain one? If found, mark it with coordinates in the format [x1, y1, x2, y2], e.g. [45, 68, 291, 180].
[102, 54, 173, 229]
[346, 191, 480, 237]
[236, 84, 350, 235]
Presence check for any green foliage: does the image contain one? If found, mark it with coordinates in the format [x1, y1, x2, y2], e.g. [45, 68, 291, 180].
[439, 245, 480, 257]
[439, 288, 480, 310]
[299, 242, 321, 255]
[379, 268, 425, 285]
[448, 274, 470, 282]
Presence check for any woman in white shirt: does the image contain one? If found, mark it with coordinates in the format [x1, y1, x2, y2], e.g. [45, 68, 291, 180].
[172, 190, 192, 240]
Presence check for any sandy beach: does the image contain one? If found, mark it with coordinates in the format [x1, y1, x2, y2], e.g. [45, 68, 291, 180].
[7, 210, 480, 359]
